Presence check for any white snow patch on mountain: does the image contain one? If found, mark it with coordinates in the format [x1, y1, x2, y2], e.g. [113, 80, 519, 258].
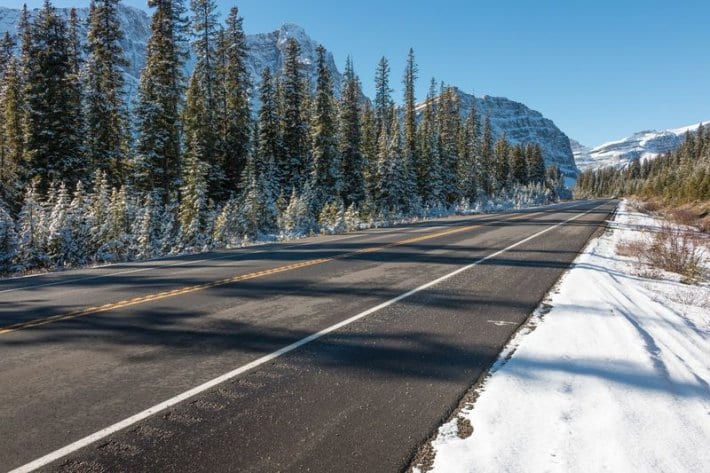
[574, 121, 710, 171]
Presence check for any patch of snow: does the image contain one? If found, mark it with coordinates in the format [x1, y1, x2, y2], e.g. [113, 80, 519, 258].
[418, 200, 710, 473]
[575, 121, 710, 171]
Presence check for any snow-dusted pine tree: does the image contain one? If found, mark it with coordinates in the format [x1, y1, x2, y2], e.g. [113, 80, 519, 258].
[458, 101, 479, 202]
[24, 1, 84, 192]
[15, 181, 47, 271]
[85, 170, 111, 259]
[0, 57, 24, 207]
[339, 57, 364, 207]
[310, 45, 341, 211]
[216, 6, 251, 199]
[134, 0, 188, 201]
[373, 56, 393, 134]
[494, 132, 510, 191]
[279, 38, 309, 194]
[256, 68, 282, 200]
[46, 182, 71, 266]
[416, 79, 443, 207]
[184, 0, 221, 200]
[0, 201, 17, 273]
[439, 86, 462, 205]
[179, 157, 210, 250]
[86, 0, 130, 186]
[64, 180, 91, 265]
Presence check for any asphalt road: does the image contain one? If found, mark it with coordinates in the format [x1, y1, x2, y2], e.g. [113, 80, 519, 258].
[0, 200, 616, 473]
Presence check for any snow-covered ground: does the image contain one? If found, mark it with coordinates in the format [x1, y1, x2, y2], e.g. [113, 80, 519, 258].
[416, 200, 709, 473]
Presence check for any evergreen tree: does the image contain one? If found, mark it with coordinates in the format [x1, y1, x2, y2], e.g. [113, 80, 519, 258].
[0, 201, 17, 273]
[24, 0, 85, 192]
[256, 68, 281, 199]
[339, 57, 364, 207]
[0, 58, 25, 207]
[179, 156, 210, 248]
[415, 79, 443, 206]
[16, 181, 47, 270]
[100, 185, 130, 261]
[527, 144, 545, 184]
[360, 103, 378, 206]
[281, 184, 316, 236]
[373, 56, 392, 133]
[0, 32, 15, 79]
[310, 45, 340, 210]
[403, 48, 418, 169]
[511, 145, 528, 185]
[86, 0, 130, 186]
[439, 86, 462, 204]
[480, 113, 494, 194]
[87, 170, 111, 258]
[494, 132, 510, 190]
[279, 38, 309, 193]
[18, 4, 32, 75]
[458, 100, 479, 202]
[136, 193, 160, 259]
[216, 6, 251, 198]
[65, 180, 91, 265]
[237, 150, 278, 239]
[184, 0, 221, 199]
[67, 8, 82, 75]
[376, 109, 409, 213]
[46, 181, 71, 266]
[134, 0, 188, 201]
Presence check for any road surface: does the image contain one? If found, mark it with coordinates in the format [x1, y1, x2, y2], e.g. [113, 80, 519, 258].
[0, 200, 616, 472]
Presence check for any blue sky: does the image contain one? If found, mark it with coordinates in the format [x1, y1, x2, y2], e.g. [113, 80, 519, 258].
[4, 0, 709, 146]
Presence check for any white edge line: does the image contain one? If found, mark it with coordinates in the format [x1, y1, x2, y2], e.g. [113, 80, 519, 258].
[8, 202, 605, 473]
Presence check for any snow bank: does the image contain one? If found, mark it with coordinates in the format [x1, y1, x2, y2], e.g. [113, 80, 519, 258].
[417, 200, 709, 473]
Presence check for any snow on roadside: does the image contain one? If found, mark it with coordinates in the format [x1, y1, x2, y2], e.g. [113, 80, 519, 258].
[416, 200, 710, 473]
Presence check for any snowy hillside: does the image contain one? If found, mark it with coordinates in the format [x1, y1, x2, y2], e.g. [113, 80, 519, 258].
[574, 122, 710, 171]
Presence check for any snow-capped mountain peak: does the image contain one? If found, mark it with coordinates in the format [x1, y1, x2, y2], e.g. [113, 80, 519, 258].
[574, 121, 710, 171]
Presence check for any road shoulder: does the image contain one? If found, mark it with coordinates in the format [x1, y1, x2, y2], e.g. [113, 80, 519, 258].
[410, 200, 709, 473]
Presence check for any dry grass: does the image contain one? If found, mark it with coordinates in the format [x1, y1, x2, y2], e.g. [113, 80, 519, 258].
[617, 225, 706, 284]
[616, 239, 648, 260]
[649, 224, 706, 283]
[631, 199, 710, 234]
[697, 216, 710, 234]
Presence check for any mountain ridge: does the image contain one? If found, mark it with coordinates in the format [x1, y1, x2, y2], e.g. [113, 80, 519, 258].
[574, 121, 710, 171]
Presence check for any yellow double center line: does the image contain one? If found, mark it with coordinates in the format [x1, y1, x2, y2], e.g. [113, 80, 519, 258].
[0, 210, 548, 335]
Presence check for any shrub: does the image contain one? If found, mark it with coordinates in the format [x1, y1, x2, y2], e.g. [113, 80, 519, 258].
[648, 224, 706, 283]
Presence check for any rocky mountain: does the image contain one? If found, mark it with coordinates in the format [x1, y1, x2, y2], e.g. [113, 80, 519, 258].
[0, 4, 577, 180]
[455, 90, 578, 181]
[574, 122, 710, 171]
[0, 5, 150, 94]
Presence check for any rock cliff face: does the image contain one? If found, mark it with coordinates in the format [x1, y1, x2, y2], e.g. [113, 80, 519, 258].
[0, 5, 150, 93]
[246, 23, 342, 94]
[455, 91, 578, 180]
[573, 122, 710, 171]
[1, 5, 577, 179]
